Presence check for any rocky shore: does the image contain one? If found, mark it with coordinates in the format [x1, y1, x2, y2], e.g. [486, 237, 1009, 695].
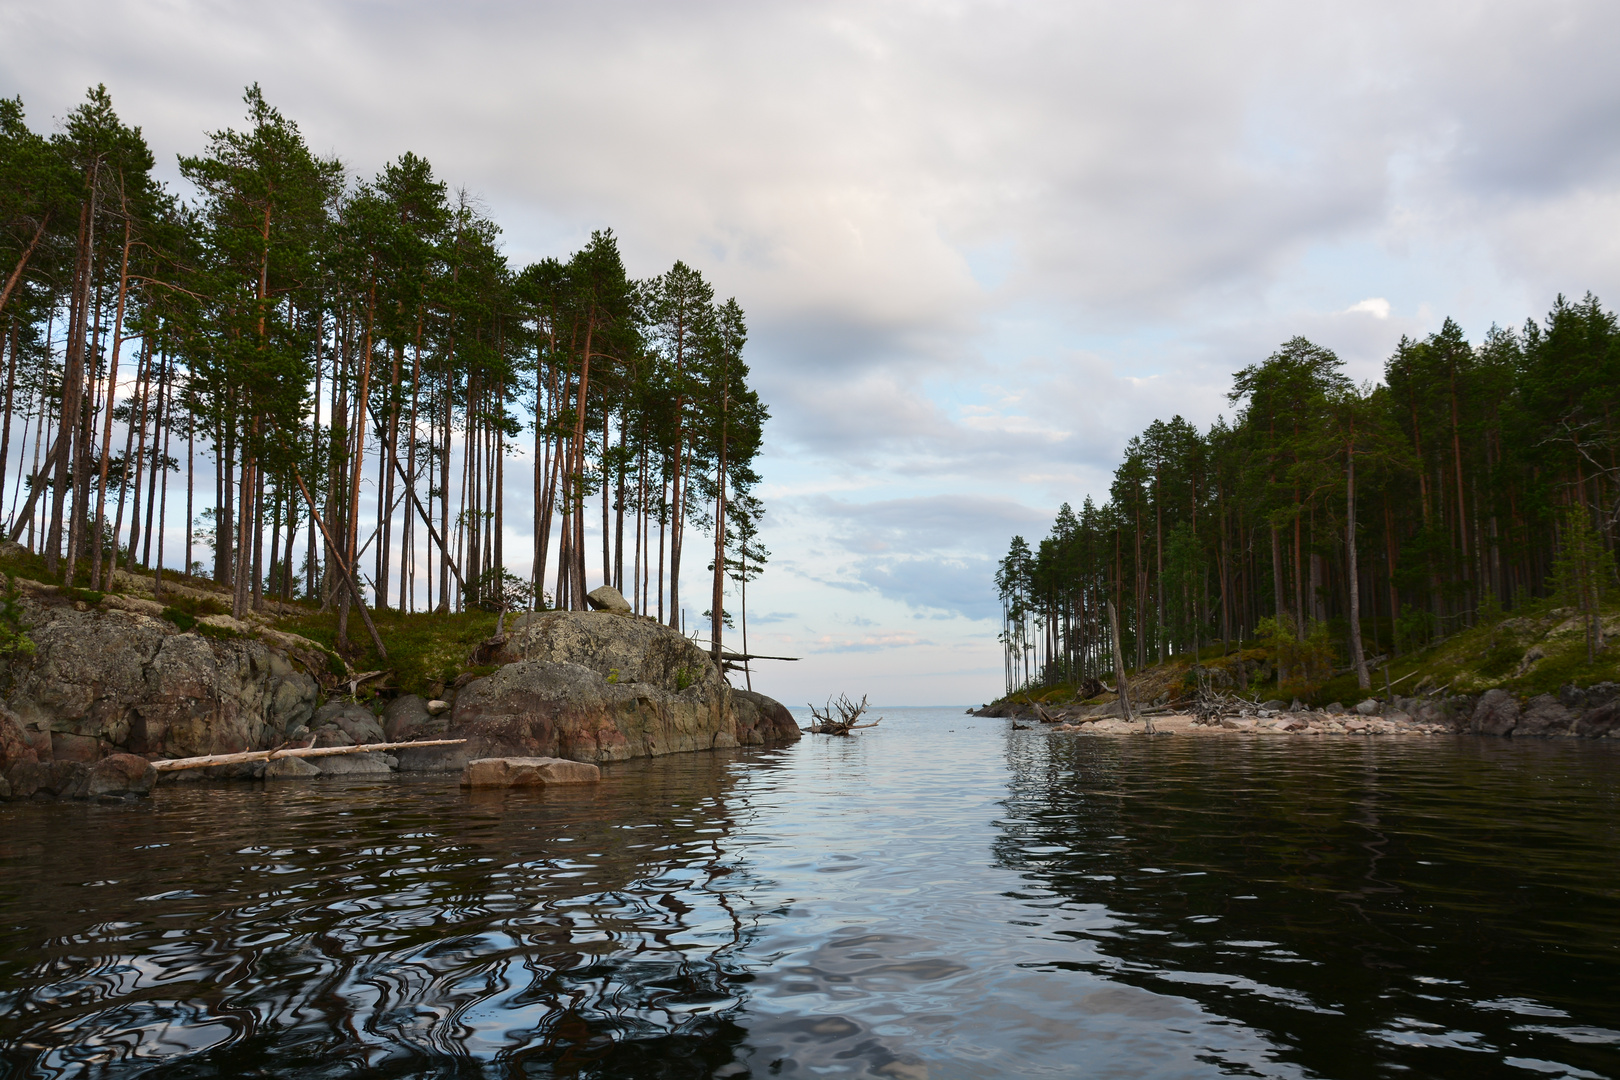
[0, 581, 799, 801]
[989, 683, 1620, 739]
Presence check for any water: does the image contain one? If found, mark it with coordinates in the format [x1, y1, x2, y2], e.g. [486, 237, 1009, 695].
[2, 708, 1618, 1079]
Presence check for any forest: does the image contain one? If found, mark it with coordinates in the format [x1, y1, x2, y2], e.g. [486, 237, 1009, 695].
[995, 300, 1620, 699]
[0, 85, 768, 661]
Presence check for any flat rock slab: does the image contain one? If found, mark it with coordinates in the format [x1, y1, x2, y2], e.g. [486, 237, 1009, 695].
[460, 756, 601, 788]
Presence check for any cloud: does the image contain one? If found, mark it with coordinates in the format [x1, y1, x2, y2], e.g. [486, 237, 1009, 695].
[1345, 298, 1392, 319]
[7, 0, 1620, 703]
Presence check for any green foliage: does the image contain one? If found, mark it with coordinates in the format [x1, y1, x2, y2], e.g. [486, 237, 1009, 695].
[279, 607, 501, 698]
[995, 293, 1620, 706]
[675, 666, 696, 691]
[1256, 614, 1338, 698]
[1549, 505, 1615, 662]
[0, 580, 35, 661]
[160, 607, 197, 632]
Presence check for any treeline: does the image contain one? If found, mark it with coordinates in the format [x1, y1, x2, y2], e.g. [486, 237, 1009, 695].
[0, 85, 768, 659]
[996, 299, 1620, 697]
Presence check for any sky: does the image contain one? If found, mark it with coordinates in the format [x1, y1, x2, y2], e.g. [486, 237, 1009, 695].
[5, 1, 1620, 706]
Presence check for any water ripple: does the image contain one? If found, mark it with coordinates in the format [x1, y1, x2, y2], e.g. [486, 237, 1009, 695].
[1, 711, 1617, 1077]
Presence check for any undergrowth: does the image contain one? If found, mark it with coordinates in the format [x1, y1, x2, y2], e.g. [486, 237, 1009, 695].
[995, 594, 1620, 710]
[278, 607, 503, 698]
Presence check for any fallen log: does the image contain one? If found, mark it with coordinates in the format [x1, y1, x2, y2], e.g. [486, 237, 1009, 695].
[151, 738, 466, 773]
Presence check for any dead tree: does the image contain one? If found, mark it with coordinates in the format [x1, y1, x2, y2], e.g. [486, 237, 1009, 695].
[806, 693, 882, 735]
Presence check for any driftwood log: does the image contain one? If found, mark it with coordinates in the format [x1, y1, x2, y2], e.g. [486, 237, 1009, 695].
[151, 738, 467, 772]
[805, 693, 882, 735]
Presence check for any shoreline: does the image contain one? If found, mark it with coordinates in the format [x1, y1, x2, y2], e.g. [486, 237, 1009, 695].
[1033, 713, 1459, 737]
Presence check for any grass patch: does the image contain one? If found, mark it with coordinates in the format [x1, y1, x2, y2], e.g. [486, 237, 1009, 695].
[278, 607, 503, 697]
[160, 607, 197, 632]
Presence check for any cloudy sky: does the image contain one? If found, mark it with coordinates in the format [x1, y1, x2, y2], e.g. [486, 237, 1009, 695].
[5, 1, 1620, 704]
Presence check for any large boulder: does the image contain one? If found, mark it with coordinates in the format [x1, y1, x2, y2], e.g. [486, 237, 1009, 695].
[584, 586, 634, 614]
[87, 753, 157, 797]
[6, 760, 91, 799]
[1574, 700, 1620, 738]
[444, 660, 727, 764]
[0, 707, 38, 772]
[5, 604, 320, 761]
[308, 702, 386, 747]
[499, 610, 715, 692]
[1471, 689, 1521, 736]
[316, 752, 396, 775]
[729, 688, 803, 744]
[1514, 694, 1574, 737]
[383, 694, 442, 741]
[402, 611, 799, 771]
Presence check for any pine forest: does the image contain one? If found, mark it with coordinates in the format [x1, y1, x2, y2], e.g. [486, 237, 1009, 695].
[996, 303, 1620, 699]
[0, 85, 769, 661]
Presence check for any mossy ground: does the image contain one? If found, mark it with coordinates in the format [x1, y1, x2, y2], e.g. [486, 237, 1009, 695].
[278, 607, 504, 698]
[993, 596, 1620, 711]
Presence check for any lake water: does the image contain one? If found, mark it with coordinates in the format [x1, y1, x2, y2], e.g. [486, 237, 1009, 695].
[2, 707, 1618, 1079]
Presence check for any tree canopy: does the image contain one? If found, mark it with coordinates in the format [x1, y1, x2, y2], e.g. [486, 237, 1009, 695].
[0, 85, 769, 658]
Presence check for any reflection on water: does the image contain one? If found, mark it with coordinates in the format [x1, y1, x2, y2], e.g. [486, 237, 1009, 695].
[1, 710, 1618, 1078]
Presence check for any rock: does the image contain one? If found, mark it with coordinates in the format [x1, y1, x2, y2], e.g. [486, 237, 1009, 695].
[51, 731, 104, 762]
[1563, 682, 1619, 711]
[1574, 700, 1620, 738]
[446, 661, 716, 764]
[1260, 700, 1287, 712]
[310, 702, 386, 746]
[0, 707, 39, 772]
[87, 753, 157, 797]
[5, 604, 319, 759]
[1355, 699, 1381, 716]
[0, 774, 9, 799]
[499, 610, 715, 691]
[1385, 710, 1413, 725]
[728, 688, 803, 746]
[426, 699, 451, 715]
[316, 752, 396, 776]
[1515, 694, 1574, 737]
[584, 585, 634, 614]
[430, 614, 799, 770]
[1471, 689, 1521, 736]
[6, 760, 90, 799]
[1221, 717, 1256, 731]
[100, 593, 166, 618]
[1323, 702, 1346, 715]
[265, 756, 323, 779]
[461, 756, 600, 787]
[383, 695, 438, 741]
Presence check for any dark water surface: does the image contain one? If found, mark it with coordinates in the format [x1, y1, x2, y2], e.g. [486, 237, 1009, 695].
[2, 709, 1618, 1079]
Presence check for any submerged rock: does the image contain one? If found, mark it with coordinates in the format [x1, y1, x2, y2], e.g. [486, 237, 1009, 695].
[264, 756, 322, 779]
[460, 756, 601, 787]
